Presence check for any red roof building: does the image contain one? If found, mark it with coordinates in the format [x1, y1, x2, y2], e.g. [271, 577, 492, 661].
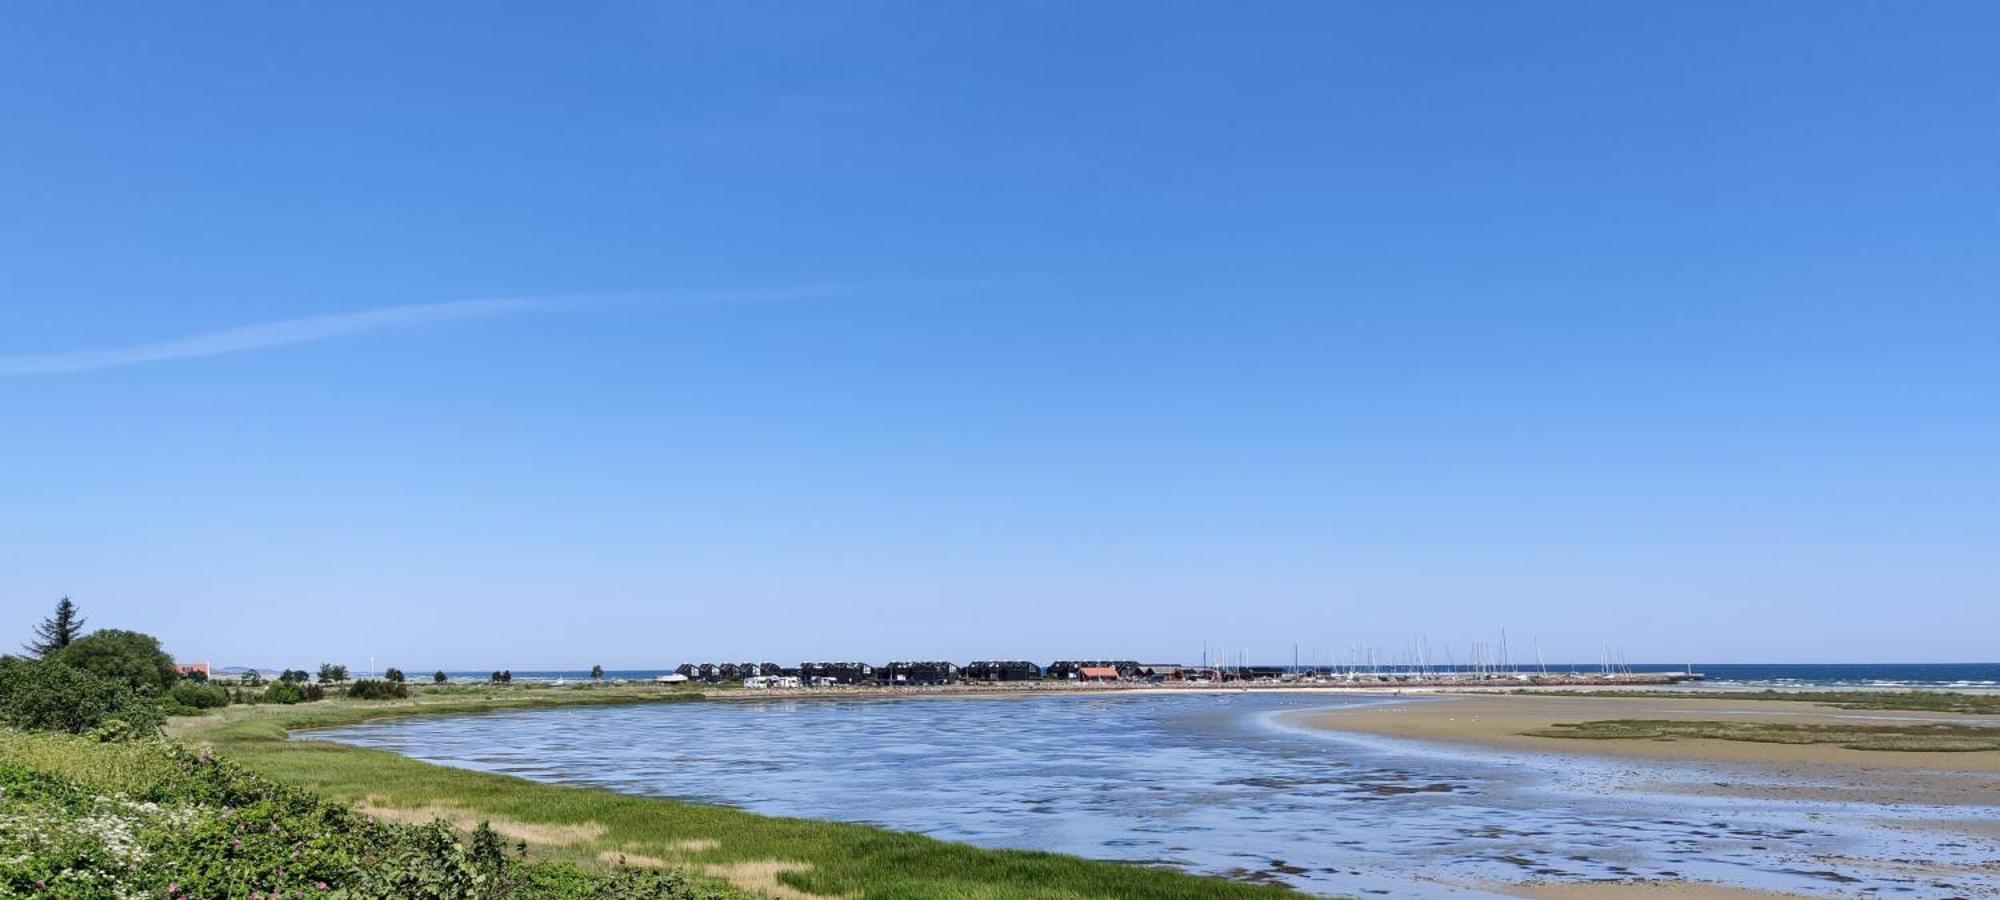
[1078, 666, 1119, 681]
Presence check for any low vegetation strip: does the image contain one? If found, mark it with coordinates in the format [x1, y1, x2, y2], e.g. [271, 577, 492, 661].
[1520, 689, 2000, 716]
[166, 681, 712, 740]
[1527, 719, 2000, 752]
[178, 693, 1298, 899]
[0, 729, 733, 899]
[6, 603, 1298, 898]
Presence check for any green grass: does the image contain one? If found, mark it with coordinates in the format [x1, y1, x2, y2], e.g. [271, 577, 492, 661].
[0, 728, 189, 794]
[169, 680, 713, 735]
[1528, 719, 2000, 752]
[0, 728, 732, 898]
[165, 684, 1298, 899]
[1513, 688, 2000, 715]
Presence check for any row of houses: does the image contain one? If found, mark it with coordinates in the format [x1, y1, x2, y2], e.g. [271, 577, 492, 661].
[665, 659, 1229, 686]
[673, 662, 787, 681]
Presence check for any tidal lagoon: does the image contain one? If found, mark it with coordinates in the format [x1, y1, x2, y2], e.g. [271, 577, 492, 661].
[313, 692, 2000, 897]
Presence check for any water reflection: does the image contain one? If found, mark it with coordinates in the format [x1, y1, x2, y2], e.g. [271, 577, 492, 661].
[313, 693, 1999, 897]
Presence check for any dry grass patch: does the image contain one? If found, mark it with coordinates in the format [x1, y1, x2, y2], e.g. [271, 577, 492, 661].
[354, 796, 608, 845]
[599, 849, 673, 869]
[597, 837, 722, 869]
[704, 859, 841, 900]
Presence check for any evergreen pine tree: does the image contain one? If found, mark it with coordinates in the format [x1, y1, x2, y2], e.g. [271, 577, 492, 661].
[25, 597, 85, 657]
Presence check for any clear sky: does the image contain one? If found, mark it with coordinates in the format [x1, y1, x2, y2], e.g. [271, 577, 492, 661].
[3, 2, 1995, 670]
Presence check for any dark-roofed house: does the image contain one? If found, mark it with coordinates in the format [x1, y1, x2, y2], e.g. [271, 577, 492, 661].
[963, 660, 1042, 682]
[1235, 666, 1290, 681]
[676, 663, 737, 683]
[879, 661, 957, 685]
[800, 661, 874, 685]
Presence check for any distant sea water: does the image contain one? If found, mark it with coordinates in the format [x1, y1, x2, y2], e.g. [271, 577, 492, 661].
[436, 662, 2000, 689]
[1638, 662, 2000, 689]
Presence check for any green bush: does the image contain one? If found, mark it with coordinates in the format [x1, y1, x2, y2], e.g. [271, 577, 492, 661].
[262, 680, 307, 704]
[54, 629, 178, 691]
[168, 679, 232, 711]
[347, 678, 410, 700]
[0, 735, 727, 899]
[0, 657, 165, 737]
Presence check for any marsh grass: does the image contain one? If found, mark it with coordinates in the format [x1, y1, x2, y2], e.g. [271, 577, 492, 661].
[167, 684, 1296, 899]
[0, 729, 186, 794]
[1529, 719, 2000, 752]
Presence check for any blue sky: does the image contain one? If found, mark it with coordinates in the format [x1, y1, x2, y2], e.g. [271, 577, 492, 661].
[3, 2, 1995, 669]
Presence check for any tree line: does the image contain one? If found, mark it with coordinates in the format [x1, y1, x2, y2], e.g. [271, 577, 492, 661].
[6, 598, 623, 738]
[1, 598, 433, 735]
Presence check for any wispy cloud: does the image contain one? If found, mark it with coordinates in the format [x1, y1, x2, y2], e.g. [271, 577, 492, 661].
[0, 295, 596, 377]
[0, 281, 977, 377]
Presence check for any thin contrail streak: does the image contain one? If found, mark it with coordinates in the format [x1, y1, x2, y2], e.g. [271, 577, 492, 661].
[0, 282, 958, 377]
[0, 295, 586, 377]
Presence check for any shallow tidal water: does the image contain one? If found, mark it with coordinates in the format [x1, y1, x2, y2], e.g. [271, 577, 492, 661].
[312, 693, 2000, 897]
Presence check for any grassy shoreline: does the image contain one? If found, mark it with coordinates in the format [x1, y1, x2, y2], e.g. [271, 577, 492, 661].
[170, 683, 1296, 899]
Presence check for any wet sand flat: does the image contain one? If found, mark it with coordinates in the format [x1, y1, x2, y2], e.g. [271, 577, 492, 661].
[1299, 693, 2000, 896]
[1295, 692, 2000, 806]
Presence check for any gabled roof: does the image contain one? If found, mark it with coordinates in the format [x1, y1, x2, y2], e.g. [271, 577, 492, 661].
[1079, 666, 1119, 678]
